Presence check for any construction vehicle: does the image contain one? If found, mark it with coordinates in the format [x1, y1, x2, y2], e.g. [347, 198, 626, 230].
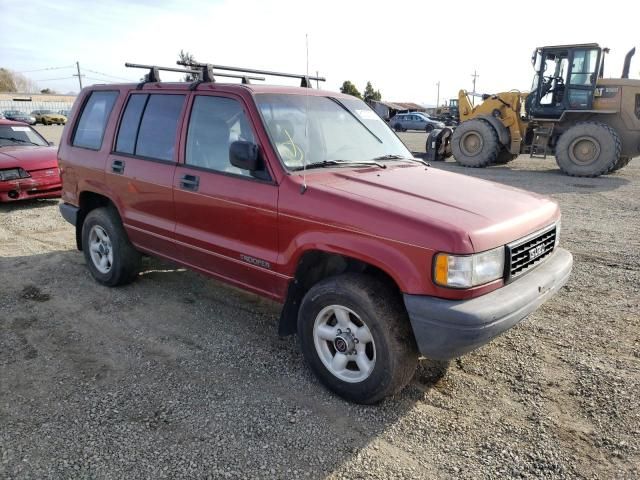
[427, 43, 640, 176]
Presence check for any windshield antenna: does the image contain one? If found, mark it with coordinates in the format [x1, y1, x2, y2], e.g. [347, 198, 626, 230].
[301, 33, 309, 194]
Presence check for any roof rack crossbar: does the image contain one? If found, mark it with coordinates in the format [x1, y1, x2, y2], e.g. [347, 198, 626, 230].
[126, 62, 203, 89]
[177, 61, 325, 88]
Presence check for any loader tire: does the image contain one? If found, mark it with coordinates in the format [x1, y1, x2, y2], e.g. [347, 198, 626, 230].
[494, 148, 518, 164]
[451, 119, 499, 168]
[555, 122, 620, 177]
[608, 156, 631, 173]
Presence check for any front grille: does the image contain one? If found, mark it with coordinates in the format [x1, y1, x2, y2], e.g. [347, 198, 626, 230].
[506, 225, 556, 280]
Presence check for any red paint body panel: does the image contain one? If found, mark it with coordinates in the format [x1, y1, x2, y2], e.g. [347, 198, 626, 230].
[0, 141, 61, 202]
[58, 82, 561, 303]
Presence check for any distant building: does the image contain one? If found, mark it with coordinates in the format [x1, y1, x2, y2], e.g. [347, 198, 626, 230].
[0, 92, 76, 114]
[368, 100, 426, 121]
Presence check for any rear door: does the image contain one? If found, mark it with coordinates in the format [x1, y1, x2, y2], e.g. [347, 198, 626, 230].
[106, 92, 186, 259]
[173, 93, 283, 299]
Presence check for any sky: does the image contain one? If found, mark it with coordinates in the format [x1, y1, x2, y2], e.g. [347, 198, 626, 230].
[1, 0, 639, 105]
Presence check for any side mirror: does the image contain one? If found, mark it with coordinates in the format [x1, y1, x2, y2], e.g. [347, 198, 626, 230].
[230, 141, 260, 171]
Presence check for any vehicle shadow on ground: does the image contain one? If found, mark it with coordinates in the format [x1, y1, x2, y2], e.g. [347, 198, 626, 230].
[0, 198, 60, 213]
[411, 153, 632, 195]
[0, 250, 447, 478]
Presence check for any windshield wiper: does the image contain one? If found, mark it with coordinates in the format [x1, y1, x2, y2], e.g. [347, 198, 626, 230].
[327, 98, 383, 144]
[294, 159, 386, 171]
[0, 137, 40, 146]
[372, 154, 430, 167]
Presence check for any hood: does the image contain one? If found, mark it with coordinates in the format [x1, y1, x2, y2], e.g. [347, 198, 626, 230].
[0, 146, 59, 172]
[303, 163, 559, 253]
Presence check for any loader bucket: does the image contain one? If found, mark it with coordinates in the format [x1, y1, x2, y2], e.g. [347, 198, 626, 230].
[425, 128, 454, 162]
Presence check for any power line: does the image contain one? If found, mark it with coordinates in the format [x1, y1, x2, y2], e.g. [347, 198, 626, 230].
[17, 65, 75, 74]
[83, 68, 135, 82]
[34, 76, 76, 82]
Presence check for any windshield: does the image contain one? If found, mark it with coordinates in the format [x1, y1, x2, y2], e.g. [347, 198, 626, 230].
[256, 94, 411, 170]
[0, 125, 48, 147]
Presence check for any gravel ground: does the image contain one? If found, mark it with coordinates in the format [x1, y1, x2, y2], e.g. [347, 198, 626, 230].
[0, 127, 638, 479]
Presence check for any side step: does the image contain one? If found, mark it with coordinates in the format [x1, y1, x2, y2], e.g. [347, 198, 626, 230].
[529, 125, 554, 159]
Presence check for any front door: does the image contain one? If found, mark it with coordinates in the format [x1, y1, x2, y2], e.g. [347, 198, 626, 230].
[173, 93, 284, 300]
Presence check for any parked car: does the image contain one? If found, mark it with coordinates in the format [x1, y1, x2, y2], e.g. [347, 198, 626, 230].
[0, 119, 61, 202]
[58, 75, 572, 404]
[390, 112, 445, 132]
[31, 110, 67, 125]
[3, 110, 36, 125]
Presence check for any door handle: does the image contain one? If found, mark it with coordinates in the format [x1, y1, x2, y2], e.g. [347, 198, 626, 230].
[111, 160, 125, 174]
[180, 174, 200, 191]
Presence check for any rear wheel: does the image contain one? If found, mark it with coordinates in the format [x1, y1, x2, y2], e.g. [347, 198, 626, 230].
[82, 207, 141, 286]
[298, 274, 418, 404]
[555, 122, 620, 177]
[451, 118, 500, 167]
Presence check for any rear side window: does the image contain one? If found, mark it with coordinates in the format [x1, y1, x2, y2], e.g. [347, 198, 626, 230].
[115, 93, 185, 161]
[72, 91, 118, 149]
[115, 94, 147, 154]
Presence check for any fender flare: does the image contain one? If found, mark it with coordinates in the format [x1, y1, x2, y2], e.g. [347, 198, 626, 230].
[478, 114, 510, 147]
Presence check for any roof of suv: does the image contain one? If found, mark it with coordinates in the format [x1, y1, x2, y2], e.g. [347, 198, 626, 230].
[85, 81, 353, 99]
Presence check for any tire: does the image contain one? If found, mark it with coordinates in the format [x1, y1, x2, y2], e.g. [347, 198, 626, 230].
[394, 123, 404, 132]
[297, 273, 418, 404]
[450, 118, 500, 167]
[425, 124, 434, 133]
[81, 207, 141, 287]
[555, 122, 620, 177]
[608, 156, 631, 173]
[494, 148, 518, 165]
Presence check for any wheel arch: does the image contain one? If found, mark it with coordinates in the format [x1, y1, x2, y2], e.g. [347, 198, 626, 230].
[278, 249, 406, 336]
[75, 191, 118, 250]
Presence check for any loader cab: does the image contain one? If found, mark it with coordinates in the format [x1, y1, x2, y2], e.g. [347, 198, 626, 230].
[528, 43, 602, 119]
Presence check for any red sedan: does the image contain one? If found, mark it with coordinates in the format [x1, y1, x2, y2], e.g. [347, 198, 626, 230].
[0, 119, 61, 202]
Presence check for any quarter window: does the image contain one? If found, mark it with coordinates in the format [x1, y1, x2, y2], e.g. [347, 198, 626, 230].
[72, 91, 118, 150]
[185, 96, 256, 177]
[115, 94, 185, 161]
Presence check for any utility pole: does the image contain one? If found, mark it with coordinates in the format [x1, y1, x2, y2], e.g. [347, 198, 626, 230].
[316, 70, 319, 89]
[436, 81, 440, 110]
[74, 61, 83, 90]
[471, 70, 479, 106]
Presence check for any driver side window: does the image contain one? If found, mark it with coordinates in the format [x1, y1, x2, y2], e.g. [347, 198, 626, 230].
[185, 96, 256, 177]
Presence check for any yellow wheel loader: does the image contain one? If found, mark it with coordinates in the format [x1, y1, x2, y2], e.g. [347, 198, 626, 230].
[427, 43, 640, 177]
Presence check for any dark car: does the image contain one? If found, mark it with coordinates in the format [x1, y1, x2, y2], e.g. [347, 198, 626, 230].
[0, 119, 61, 201]
[57, 66, 571, 403]
[3, 110, 36, 125]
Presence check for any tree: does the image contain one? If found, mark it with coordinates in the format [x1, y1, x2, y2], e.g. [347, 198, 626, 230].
[0, 68, 38, 93]
[40, 88, 57, 94]
[178, 50, 199, 82]
[340, 80, 362, 99]
[363, 81, 382, 102]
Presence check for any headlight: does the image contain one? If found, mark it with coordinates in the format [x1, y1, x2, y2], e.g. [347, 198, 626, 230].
[433, 246, 505, 288]
[0, 168, 31, 181]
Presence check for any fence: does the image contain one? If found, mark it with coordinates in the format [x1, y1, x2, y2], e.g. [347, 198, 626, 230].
[0, 98, 76, 115]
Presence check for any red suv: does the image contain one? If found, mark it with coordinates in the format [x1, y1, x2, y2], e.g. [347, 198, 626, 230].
[58, 64, 572, 403]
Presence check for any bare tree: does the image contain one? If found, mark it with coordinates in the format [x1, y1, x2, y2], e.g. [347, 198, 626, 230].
[0, 69, 39, 93]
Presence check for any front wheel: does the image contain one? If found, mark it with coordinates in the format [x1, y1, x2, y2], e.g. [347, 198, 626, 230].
[425, 124, 434, 133]
[394, 123, 404, 132]
[82, 207, 141, 286]
[298, 274, 418, 404]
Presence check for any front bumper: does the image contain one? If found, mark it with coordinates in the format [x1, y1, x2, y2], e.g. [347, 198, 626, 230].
[0, 177, 62, 202]
[403, 248, 573, 360]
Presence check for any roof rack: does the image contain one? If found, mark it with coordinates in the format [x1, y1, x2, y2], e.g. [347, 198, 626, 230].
[124, 62, 265, 89]
[177, 61, 326, 88]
